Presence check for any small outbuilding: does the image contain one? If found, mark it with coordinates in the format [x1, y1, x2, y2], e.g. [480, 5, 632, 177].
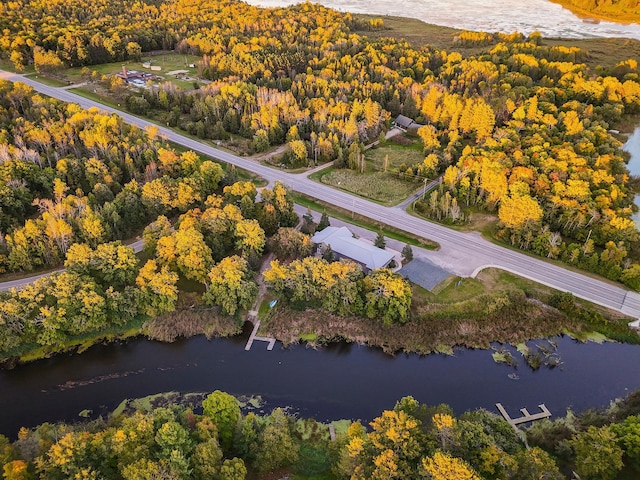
[312, 226, 395, 272]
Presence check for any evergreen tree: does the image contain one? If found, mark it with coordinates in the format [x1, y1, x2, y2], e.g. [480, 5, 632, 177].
[374, 230, 386, 249]
[322, 245, 335, 262]
[402, 244, 414, 262]
[317, 212, 330, 231]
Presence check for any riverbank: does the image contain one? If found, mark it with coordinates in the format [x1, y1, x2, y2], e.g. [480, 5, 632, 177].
[0, 305, 241, 369]
[262, 269, 639, 355]
[3, 266, 636, 369]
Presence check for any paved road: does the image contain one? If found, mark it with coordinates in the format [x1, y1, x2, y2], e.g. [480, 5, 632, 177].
[1, 70, 639, 318]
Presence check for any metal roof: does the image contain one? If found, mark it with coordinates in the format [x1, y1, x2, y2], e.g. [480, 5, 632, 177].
[312, 226, 395, 270]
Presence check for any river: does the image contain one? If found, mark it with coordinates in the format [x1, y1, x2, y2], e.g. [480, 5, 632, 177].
[245, 0, 640, 40]
[2, 329, 640, 439]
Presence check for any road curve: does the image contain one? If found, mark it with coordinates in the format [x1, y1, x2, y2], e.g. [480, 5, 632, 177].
[1, 70, 638, 318]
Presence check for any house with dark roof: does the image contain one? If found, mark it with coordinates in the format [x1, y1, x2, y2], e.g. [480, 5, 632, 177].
[311, 226, 395, 273]
[392, 114, 425, 132]
[393, 114, 415, 130]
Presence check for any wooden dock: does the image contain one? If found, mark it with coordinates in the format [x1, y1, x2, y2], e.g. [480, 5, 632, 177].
[244, 319, 276, 351]
[496, 403, 551, 427]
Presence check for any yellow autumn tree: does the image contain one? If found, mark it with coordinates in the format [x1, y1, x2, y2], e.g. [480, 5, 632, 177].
[421, 451, 480, 480]
[498, 194, 543, 230]
[203, 255, 257, 316]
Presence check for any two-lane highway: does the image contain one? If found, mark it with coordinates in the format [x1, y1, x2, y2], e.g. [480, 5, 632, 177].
[1, 70, 638, 318]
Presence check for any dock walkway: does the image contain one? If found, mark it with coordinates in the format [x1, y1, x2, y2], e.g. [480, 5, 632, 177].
[244, 316, 276, 351]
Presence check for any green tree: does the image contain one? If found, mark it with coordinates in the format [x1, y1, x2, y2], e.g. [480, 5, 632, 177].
[219, 458, 247, 480]
[374, 230, 386, 249]
[348, 409, 425, 479]
[155, 421, 192, 458]
[202, 391, 241, 452]
[192, 439, 223, 480]
[569, 425, 623, 480]
[318, 212, 330, 231]
[142, 216, 172, 255]
[402, 244, 413, 262]
[269, 228, 313, 260]
[322, 244, 335, 263]
[254, 408, 298, 474]
[65, 242, 139, 290]
[611, 415, 640, 471]
[511, 446, 563, 480]
[135, 259, 179, 316]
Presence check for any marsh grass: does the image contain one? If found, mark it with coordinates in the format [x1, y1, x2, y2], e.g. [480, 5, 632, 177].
[264, 289, 575, 354]
[143, 307, 241, 342]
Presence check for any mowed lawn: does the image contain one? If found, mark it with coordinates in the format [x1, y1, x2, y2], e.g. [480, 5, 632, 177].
[320, 169, 419, 205]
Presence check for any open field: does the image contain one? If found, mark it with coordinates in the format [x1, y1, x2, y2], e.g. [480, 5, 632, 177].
[365, 142, 425, 170]
[317, 169, 419, 205]
[34, 52, 205, 90]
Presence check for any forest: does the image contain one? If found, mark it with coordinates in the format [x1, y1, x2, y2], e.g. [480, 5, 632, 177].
[0, 0, 639, 357]
[2, 0, 638, 288]
[2, 388, 640, 479]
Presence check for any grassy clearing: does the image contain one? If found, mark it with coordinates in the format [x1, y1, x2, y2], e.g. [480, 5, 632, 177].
[24, 74, 69, 87]
[291, 192, 439, 250]
[69, 86, 121, 108]
[365, 142, 424, 170]
[63, 53, 203, 89]
[318, 169, 419, 205]
[263, 267, 637, 355]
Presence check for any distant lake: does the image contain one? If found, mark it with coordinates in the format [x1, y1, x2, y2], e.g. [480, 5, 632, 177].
[245, 0, 640, 40]
[623, 128, 640, 227]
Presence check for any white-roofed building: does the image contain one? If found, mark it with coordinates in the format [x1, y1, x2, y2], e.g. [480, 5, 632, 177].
[311, 226, 395, 272]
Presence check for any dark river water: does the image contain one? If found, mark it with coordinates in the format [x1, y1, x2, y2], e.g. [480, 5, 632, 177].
[2, 328, 640, 439]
